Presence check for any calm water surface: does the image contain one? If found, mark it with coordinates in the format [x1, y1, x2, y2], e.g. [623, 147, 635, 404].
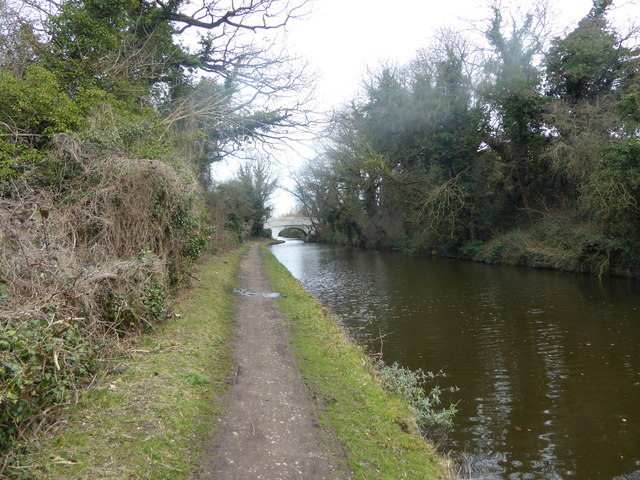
[270, 240, 640, 480]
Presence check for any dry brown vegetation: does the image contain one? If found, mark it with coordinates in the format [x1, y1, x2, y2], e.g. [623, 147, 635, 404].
[0, 133, 227, 469]
[4, 134, 192, 317]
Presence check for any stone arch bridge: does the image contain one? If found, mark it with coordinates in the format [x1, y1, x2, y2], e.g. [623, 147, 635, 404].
[264, 216, 315, 239]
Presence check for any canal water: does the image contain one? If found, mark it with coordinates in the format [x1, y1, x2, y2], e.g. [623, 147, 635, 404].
[270, 239, 640, 480]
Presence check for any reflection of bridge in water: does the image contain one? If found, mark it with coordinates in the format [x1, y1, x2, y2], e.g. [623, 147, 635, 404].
[264, 216, 315, 239]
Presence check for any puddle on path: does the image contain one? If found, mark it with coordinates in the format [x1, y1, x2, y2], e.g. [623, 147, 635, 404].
[233, 288, 285, 298]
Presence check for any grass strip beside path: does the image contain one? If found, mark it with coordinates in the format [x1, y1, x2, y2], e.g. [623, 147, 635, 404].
[23, 246, 247, 479]
[261, 245, 445, 480]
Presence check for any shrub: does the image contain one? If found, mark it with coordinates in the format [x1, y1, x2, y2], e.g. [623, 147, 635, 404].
[0, 135, 211, 458]
[459, 240, 486, 261]
[0, 140, 43, 181]
[0, 317, 98, 452]
[373, 360, 457, 439]
[0, 66, 82, 138]
[79, 100, 170, 159]
[582, 139, 640, 238]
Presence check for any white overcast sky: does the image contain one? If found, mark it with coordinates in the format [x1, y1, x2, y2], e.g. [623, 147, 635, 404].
[218, 0, 639, 215]
[281, 0, 627, 111]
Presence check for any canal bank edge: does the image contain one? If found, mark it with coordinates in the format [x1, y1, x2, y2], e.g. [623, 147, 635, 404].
[261, 244, 451, 480]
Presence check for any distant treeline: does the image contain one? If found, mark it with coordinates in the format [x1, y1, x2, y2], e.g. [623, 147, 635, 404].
[293, 1, 640, 277]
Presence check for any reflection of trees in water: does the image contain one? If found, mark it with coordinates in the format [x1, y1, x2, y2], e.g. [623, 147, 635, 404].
[271, 240, 640, 480]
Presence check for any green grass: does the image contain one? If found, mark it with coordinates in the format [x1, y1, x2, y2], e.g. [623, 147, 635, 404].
[20, 246, 248, 479]
[18, 243, 448, 479]
[261, 245, 445, 480]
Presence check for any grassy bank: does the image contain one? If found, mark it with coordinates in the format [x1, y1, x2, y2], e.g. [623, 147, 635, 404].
[456, 216, 640, 278]
[15, 246, 247, 479]
[261, 245, 447, 480]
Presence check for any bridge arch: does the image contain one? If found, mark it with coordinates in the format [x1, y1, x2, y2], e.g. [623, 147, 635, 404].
[264, 216, 315, 240]
[272, 226, 309, 239]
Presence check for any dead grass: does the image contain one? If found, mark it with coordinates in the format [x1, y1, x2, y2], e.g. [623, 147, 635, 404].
[1, 132, 202, 324]
[16, 246, 246, 479]
[0, 132, 217, 468]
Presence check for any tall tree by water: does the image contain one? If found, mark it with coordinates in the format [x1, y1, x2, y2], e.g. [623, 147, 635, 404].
[295, 0, 640, 276]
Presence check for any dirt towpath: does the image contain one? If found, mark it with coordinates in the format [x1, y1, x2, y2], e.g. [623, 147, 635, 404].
[195, 244, 349, 480]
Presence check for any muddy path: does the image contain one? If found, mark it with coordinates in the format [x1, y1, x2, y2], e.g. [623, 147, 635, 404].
[194, 244, 349, 480]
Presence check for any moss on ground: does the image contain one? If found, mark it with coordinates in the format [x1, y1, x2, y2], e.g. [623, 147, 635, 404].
[261, 245, 445, 480]
[20, 246, 247, 479]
